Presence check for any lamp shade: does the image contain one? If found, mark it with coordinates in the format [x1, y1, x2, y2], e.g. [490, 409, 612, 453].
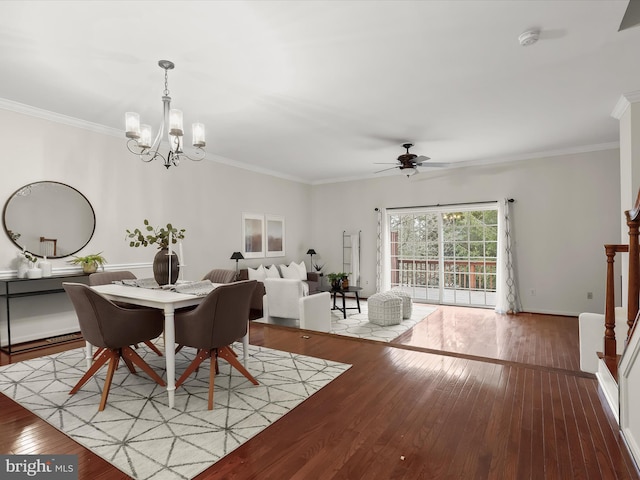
[230, 251, 244, 260]
[306, 249, 317, 255]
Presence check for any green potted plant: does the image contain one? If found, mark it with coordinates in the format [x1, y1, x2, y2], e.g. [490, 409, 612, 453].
[327, 272, 347, 290]
[125, 219, 185, 249]
[68, 252, 107, 274]
[125, 219, 186, 285]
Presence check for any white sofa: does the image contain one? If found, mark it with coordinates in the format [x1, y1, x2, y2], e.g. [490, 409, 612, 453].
[579, 306, 627, 373]
[262, 278, 331, 333]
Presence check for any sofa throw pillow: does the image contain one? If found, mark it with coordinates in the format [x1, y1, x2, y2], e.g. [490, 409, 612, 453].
[265, 265, 281, 278]
[247, 265, 267, 282]
[292, 260, 308, 280]
[280, 264, 301, 280]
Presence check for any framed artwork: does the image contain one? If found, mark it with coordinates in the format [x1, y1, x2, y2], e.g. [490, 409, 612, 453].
[266, 215, 285, 257]
[242, 213, 264, 258]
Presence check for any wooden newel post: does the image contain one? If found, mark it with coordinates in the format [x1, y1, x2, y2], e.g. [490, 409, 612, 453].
[626, 190, 640, 339]
[604, 244, 619, 358]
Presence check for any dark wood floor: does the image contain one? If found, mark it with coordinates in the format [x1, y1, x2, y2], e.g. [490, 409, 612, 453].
[1, 305, 638, 479]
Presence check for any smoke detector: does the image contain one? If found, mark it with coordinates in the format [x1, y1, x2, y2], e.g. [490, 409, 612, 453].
[518, 30, 540, 47]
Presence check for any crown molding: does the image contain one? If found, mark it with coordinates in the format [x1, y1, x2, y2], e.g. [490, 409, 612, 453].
[0, 97, 312, 184]
[611, 91, 640, 120]
[0, 98, 122, 137]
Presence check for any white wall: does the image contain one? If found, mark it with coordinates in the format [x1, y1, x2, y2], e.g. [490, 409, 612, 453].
[0, 108, 312, 277]
[0, 108, 312, 343]
[0, 107, 624, 345]
[310, 149, 621, 316]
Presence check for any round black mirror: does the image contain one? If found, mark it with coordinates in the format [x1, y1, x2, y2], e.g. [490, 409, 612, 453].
[3, 181, 96, 258]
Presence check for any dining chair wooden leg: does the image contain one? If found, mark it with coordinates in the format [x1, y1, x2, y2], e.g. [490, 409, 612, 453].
[175, 349, 210, 388]
[122, 346, 166, 386]
[208, 354, 216, 410]
[121, 349, 137, 374]
[99, 354, 120, 411]
[69, 349, 111, 395]
[217, 346, 259, 385]
[93, 347, 105, 360]
[144, 340, 163, 356]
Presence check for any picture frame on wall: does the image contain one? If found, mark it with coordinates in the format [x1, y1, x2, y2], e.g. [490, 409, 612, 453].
[242, 213, 264, 258]
[265, 214, 285, 257]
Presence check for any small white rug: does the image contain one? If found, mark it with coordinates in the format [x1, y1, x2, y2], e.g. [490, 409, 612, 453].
[0, 342, 350, 480]
[257, 299, 437, 342]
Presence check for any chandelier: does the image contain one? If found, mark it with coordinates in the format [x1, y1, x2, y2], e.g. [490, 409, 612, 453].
[125, 60, 206, 169]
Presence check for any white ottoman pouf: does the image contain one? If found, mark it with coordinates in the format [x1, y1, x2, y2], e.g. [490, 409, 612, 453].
[368, 292, 402, 326]
[390, 289, 413, 319]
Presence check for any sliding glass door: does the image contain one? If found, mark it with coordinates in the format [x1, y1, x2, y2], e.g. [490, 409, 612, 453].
[387, 205, 498, 307]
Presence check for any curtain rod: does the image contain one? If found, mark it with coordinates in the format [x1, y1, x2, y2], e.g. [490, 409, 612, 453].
[381, 198, 514, 212]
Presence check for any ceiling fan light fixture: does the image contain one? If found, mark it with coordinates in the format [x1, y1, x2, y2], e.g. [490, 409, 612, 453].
[518, 29, 540, 47]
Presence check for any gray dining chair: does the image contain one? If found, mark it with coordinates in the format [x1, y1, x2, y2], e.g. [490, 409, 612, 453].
[63, 282, 166, 411]
[202, 269, 236, 284]
[174, 280, 257, 409]
[89, 271, 163, 357]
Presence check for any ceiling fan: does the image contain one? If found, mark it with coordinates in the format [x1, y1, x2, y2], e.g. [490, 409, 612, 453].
[619, 0, 640, 31]
[374, 143, 449, 177]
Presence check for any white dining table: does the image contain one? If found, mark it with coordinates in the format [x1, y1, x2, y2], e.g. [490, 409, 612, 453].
[90, 283, 223, 409]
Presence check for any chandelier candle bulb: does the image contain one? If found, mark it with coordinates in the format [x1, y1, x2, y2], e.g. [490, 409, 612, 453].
[125, 112, 141, 138]
[169, 109, 184, 136]
[139, 125, 152, 149]
[192, 123, 206, 147]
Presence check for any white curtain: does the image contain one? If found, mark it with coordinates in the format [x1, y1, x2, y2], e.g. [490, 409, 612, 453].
[495, 198, 521, 314]
[376, 208, 382, 293]
[350, 234, 360, 286]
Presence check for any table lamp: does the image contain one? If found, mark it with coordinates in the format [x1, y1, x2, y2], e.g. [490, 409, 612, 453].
[306, 249, 317, 271]
[230, 251, 244, 280]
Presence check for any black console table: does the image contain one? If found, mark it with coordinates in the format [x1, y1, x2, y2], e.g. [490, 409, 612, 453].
[0, 273, 89, 354]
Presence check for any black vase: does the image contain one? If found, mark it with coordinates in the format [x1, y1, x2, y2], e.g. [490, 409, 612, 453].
[153, 248, 179, 286]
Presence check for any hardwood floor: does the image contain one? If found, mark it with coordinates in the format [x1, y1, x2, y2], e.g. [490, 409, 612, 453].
[1, 305, 637, 479]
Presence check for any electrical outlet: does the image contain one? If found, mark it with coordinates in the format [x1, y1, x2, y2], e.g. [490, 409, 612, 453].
[530, 289, 536, 296]
[587, 292, 593, 299]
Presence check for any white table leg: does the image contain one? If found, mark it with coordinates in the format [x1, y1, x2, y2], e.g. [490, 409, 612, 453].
[84, 341, 93, 369]
[164, 305, 176, 409]
[242, 329, 249, 366]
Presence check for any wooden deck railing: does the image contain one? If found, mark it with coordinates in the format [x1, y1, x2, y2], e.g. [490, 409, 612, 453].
[392, 259, 497, 291]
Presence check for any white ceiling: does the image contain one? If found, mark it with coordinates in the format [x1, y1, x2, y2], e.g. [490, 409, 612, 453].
[1, 1, 638, 184]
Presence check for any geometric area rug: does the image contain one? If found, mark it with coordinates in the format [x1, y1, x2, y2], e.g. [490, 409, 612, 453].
[0, 342, 351, 480]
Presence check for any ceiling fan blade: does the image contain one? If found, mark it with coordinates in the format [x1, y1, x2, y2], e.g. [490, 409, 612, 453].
[414, 155, 431, 162]
[417, 162, 450, 168]
[374, 162, 401, 165]
[374, 166, 400, 174]
[620, 0, 640, 31]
